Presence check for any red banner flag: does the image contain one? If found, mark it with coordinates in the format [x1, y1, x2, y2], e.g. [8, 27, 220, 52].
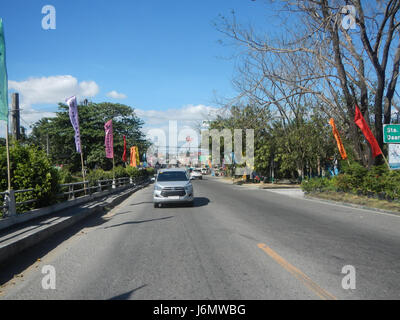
[104, 120, 114, 159]
[122, 135, 127, 162]
[354, 104, 382, 158]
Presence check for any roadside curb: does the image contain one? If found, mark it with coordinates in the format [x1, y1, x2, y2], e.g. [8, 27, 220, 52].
[0, 181, 150, 265]
[304, 193, 400, 217]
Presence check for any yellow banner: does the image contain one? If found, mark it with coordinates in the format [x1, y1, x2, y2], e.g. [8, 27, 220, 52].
[135, 146, 140, 165]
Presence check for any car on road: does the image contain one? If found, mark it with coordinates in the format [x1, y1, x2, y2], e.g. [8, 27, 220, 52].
[190, 168, 203, 180]
[153, 168, 194, 208]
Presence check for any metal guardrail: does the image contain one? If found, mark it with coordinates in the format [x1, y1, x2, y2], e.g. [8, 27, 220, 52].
[1, 176, 148, 219]
[14, 189, 37, 207]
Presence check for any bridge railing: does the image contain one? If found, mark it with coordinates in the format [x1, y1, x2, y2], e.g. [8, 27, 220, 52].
[1, 176, 148, 219]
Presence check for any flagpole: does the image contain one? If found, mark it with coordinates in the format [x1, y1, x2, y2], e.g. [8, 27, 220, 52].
[112, 156, 116, 188]
[113, 156, 115, 178]
[77, 115, 86, 195]
[381, 153, 390, 170]
[5, 122, 11, 190]
[80, 144, 86, 194]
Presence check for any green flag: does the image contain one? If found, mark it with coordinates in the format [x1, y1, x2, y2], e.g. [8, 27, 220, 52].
[0, 19, 8, 123]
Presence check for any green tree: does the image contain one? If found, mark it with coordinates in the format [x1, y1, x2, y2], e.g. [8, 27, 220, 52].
[30, 102, 150, 173]
[208, 105, 337, 181]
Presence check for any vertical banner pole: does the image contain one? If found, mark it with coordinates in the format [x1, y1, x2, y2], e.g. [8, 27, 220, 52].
[113, 156, 115, 180]
[76, 107, 86, 195]
[382, 153, 391, 170]
[5, 122, 11, 190]
[80, 147, 87, 194]
[66, 96, 86, 195]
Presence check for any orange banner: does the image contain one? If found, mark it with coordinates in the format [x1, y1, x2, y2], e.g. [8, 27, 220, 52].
[329, 118, 347, 160]
[130, 147, 137, 167]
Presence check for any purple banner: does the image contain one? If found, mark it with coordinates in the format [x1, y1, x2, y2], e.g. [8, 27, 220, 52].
[66, 96, 81, 153]
[104, 119, 114, 159]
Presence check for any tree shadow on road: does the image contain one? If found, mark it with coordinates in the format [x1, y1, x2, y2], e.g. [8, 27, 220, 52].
[103, 216, 174, 229]
[0, 208, 126, 288]
[109, 284, 148, 300]
[129, 202, 153, 206]
[193, 197, 210, 207]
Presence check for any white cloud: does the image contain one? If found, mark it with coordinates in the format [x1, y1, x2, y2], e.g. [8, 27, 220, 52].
[8, 75, 99, 105]
[136, 104, 220, 126]
[106, 90, 127, 100]
[2, 75, 100, 135]
[135, 104, 221, 145]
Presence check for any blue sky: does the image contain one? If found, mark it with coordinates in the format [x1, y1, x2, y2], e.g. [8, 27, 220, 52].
[0, 0, 276, 135]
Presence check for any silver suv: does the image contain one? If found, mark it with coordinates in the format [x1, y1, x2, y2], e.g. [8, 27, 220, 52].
[153, 168, 194, 208]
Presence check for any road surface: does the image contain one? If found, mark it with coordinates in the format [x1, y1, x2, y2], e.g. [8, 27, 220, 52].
[1, 176, 400, 300]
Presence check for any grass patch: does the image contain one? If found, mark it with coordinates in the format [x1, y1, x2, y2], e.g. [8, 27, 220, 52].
[261, 183, 300, 189]
[308, 191, 400, 213]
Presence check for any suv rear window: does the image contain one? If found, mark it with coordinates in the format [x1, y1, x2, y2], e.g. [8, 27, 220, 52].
[157, 171, 189, 182]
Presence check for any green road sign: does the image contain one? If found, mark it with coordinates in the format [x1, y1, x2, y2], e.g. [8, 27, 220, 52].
[384, 124, 400, 143]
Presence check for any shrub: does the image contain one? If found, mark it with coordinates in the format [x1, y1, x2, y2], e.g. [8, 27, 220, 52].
[341, 161, 368, 179]
[301, 161, 400, 201]
[0, 143, 60, 211]
[301, 177, 330, 193]
[58, 167, 76, 184]
[114, 166, 128, 179]
[126, 166, 140, 178]
[87, 166, 153, 186]
[145, 167, 155, 176]
[86, 169, 114, 186]
[362, 171, 386, 194]
[334, 174, 356, 192]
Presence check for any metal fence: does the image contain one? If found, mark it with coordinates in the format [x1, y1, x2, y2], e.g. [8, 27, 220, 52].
[1, 176, 147, 219]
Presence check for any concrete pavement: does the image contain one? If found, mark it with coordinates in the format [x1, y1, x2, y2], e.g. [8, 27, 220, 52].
[1, 176, 400, 300]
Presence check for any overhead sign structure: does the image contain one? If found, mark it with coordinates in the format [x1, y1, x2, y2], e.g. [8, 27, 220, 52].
[383, 124, 400, 143]
[388, 144, 400, 170]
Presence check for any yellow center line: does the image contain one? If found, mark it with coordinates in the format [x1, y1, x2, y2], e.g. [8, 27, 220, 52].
[257, 243, 338, 300]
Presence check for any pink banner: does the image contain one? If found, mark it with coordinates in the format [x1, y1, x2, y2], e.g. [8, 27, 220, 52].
[104, 119, 114, 159]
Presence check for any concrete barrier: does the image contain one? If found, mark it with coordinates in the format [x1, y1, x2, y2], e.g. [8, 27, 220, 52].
[0, 182, 141, 232]
[0, 181, 150, 265]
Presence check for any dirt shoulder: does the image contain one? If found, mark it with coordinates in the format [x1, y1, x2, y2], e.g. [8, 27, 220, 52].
[219, 177, 300, 189]
[306, 191, 400, 214]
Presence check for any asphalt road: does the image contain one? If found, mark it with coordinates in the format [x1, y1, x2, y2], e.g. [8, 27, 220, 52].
[1, 176, 400, 300]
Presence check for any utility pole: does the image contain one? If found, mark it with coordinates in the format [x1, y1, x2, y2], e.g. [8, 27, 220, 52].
[11, 93, 20, 140]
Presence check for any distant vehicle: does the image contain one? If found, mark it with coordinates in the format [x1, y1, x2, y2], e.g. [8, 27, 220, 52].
[153, 168, 194, 208]
[190, 168, 203, 180]
[201, 168, 208, 175]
